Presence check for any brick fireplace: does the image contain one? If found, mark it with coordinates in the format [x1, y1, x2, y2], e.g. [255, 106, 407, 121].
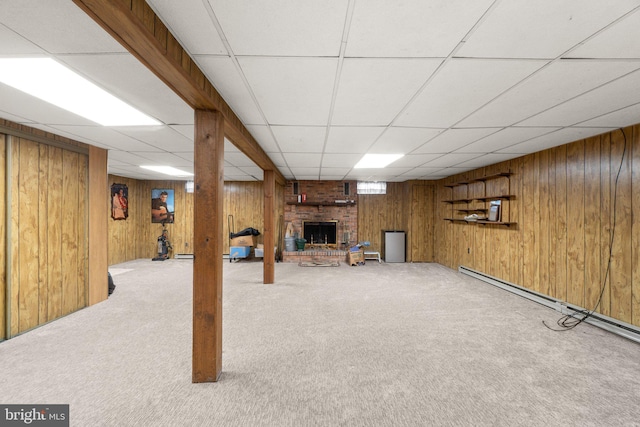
[283, 180, 358, 263]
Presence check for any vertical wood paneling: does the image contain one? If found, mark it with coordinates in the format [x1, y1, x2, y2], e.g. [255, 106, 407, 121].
[10, 139, 19, 337]
[632, 125, 640, 326]
[566, 140, 585, 307]
[522, 153, 536, 291]
[548, 149, 558, 298]
[18, 139, 40, 333]
[410, 184, 434, 262]
[538, 150, 550, 296]
[77, 155, 88, 309]
[584, 136, 602, 312]
[508, 158, 523, 286]
[555, 145, 568, 302]
[61, 151, 79, 316]
[38, 145, 49, 324]
[0, 135, 5, 339]
[599, 135, 612, 317]
[434, 125, 640, 328]
[47, 147, 63, 321]
[610, 129, 632, 323]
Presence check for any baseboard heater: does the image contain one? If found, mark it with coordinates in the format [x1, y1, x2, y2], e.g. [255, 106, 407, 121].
[174, 253, 194, 259]
[458, 266, 640, 345]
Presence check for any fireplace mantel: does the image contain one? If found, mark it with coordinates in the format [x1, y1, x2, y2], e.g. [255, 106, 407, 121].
[286, 201, 356, 207]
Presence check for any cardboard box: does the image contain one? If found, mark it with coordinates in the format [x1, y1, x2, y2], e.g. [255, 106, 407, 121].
[230, 235, 254, 247]
[348, 250, 365, 266]
[230, 246, 251, 259]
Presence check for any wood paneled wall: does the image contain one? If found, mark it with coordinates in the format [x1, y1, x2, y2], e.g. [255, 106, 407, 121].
[357, 181, 435, 262]
[108, 177, 285, 264]
[7, 137, 89, 336]
[0, 135, 6, 338]
[434, 125, 640, 328]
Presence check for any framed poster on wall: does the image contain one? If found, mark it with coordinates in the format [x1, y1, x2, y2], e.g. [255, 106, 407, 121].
[151, 188, 174, 223]
[111, 183, 128, 220]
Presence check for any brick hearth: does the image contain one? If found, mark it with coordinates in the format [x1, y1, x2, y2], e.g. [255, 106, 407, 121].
[282, 249, 348, 264]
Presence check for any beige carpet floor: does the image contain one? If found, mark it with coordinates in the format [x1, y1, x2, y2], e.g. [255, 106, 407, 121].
[1, 259, 639, 426]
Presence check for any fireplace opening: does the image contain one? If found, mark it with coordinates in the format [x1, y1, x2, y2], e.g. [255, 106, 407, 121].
[303, 221, 337, 246]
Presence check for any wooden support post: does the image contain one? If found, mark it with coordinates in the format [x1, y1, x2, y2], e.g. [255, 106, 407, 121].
[192, 110, 224, 382]
[263, 170, 275, 284]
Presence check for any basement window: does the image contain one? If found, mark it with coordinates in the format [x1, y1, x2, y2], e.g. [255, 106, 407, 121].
[357, 181, 386, 195]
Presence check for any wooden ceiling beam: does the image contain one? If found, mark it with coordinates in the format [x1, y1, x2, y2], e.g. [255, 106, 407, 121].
[73, 0, 285, 185]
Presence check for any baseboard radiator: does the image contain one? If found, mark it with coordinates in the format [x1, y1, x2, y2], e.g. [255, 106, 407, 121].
[458, 266, 640, 345]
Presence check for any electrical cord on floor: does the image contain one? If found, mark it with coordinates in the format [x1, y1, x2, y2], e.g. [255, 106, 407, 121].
[543, 127, 627, 332]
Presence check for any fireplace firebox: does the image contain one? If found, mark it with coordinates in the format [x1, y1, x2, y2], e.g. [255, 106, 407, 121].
[303, 221, 338, 246]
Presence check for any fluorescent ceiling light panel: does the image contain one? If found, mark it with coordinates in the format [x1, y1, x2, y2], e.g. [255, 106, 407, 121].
[354, 154, 404, 169]
[0, 58, 160, 126]
[141, 166, 194, 177]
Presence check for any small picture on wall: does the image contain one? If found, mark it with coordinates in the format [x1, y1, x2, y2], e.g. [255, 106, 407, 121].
[151, 188, 174, 223]
[111, 183, 128, 220]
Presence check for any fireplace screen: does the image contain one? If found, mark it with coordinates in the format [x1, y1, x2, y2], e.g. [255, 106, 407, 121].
[303, 221, 337, 245]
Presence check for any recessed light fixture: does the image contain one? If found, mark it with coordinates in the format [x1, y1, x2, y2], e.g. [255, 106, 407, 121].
[0, 57, 160, 126]
[141, 166, 194, 177]
[354, 153, 404, 169]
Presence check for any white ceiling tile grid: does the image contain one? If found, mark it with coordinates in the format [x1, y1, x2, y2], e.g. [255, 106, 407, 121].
[2, 1, 640, 180]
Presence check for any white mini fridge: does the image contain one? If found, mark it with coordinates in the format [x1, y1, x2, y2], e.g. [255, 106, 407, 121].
[384, 230, 405, 263]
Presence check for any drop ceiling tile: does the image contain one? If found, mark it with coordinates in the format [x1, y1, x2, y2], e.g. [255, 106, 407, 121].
[320, 174, 348, 180]
[456, 127, 560, 153]
[147, 0, 227, 55]
[283, 153, 323, 168]
[518, 69, 640, 126]
[239, 166, 264, 179]
[0, 108, 34, 125]
[113, 126, 193, 152]
[271, 126, 326, 153]
[246, 125, 280, 152]
[130, 152, 194, 168]
[237, 57, 337, 126]
[224, 140, 240, 152]
[210, 0, 347, 56]
[369, 127, 444, 154]
[0, 84, 97, 126]
[452, 153, 523, 168]
[58, 54, 193, 126]
[320, 167, 352, 177]
[0, 23, 44, 54]
[577, 102, 640, 127]
[108, 151, 162, 166]
[346, 0, 494, 57]
[48, 125, 154, 151]
[223, 166, 247, 176]
[265, 152, 287, 168]
[423, 153, 483, 168]
[322, 153, 364, 168]
[457, 0, 639, 59]
[0, 0, 126, 54]
[396, 59, 546, 128]
[225, 152, 259, 167]
[196, 56, 265, 125]
[567, 9, 640, 58]
[497, 127, 614, 154]
[414, 128, 500, 154]
[332, 58, 442, 126]
[324, 127, 385, 154]
[170, 125, 195, 142]
[459, 60, 640, 127]
[390, 154, 442, 168]
[290, 167, 320, 177]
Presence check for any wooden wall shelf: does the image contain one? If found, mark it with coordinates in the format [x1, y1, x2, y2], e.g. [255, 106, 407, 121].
[442, 171, 516, 226]
[286, 201, 356, 207]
